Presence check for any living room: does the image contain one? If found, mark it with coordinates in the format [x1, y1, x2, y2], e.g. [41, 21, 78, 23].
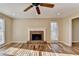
[0, 3, 79, 56]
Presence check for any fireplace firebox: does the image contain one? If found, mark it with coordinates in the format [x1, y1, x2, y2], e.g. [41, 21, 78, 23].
[32, 34, 42, 40]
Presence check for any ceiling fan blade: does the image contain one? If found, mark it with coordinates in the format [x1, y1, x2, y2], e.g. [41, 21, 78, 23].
[24, 5, 33, 12]
[36, 6, 40, 14]
[40, 3, 54, 8]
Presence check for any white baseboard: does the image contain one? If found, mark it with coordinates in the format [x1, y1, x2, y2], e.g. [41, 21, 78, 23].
[0, 42, 12, 48]
[12, 41, 27, 43]
[72, 41, 79, 43]
[59, 41, 72, 47]
[0, 41, 27, 48]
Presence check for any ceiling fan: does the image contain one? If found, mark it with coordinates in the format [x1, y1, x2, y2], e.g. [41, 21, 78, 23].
[24, 3, 54, 15]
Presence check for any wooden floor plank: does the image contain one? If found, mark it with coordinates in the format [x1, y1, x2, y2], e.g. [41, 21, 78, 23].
[0, 42, 79, 56]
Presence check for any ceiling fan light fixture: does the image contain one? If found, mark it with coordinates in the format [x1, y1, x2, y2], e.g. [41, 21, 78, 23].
[32, 3, 40, 6]
[24, 3, 55, 15]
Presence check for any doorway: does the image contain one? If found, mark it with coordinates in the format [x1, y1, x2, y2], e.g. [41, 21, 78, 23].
[51, 22, 58, 43]
[72, 18, 79, 44]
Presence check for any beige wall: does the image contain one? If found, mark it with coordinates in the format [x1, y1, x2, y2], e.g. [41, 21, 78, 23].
[56, 19, 63, 42]
[60, 13, 79, 46]
[0, 13, 13, 45]
[58, 12, 79, 46]
[5, 16, 13, 44]
[56, 18, 72, 46]
[72, 18, 79, 42]
[13, 18, 52, 43]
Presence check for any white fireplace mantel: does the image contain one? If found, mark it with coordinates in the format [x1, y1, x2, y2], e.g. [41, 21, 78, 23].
[28, 28, 46, 41]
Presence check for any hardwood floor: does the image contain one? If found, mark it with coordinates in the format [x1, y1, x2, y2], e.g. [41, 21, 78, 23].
[52, 43, 76, 55]
[0, 42, 79, 56]
[72, 43, 79, 54]
[4, 42, 53, 52]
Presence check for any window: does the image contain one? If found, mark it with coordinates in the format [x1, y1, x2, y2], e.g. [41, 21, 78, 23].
[51, 22, 58, 41]
[0, 19, 5, 45]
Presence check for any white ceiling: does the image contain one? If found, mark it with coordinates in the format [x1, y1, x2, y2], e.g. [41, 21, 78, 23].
[0, 3, 79, 18]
